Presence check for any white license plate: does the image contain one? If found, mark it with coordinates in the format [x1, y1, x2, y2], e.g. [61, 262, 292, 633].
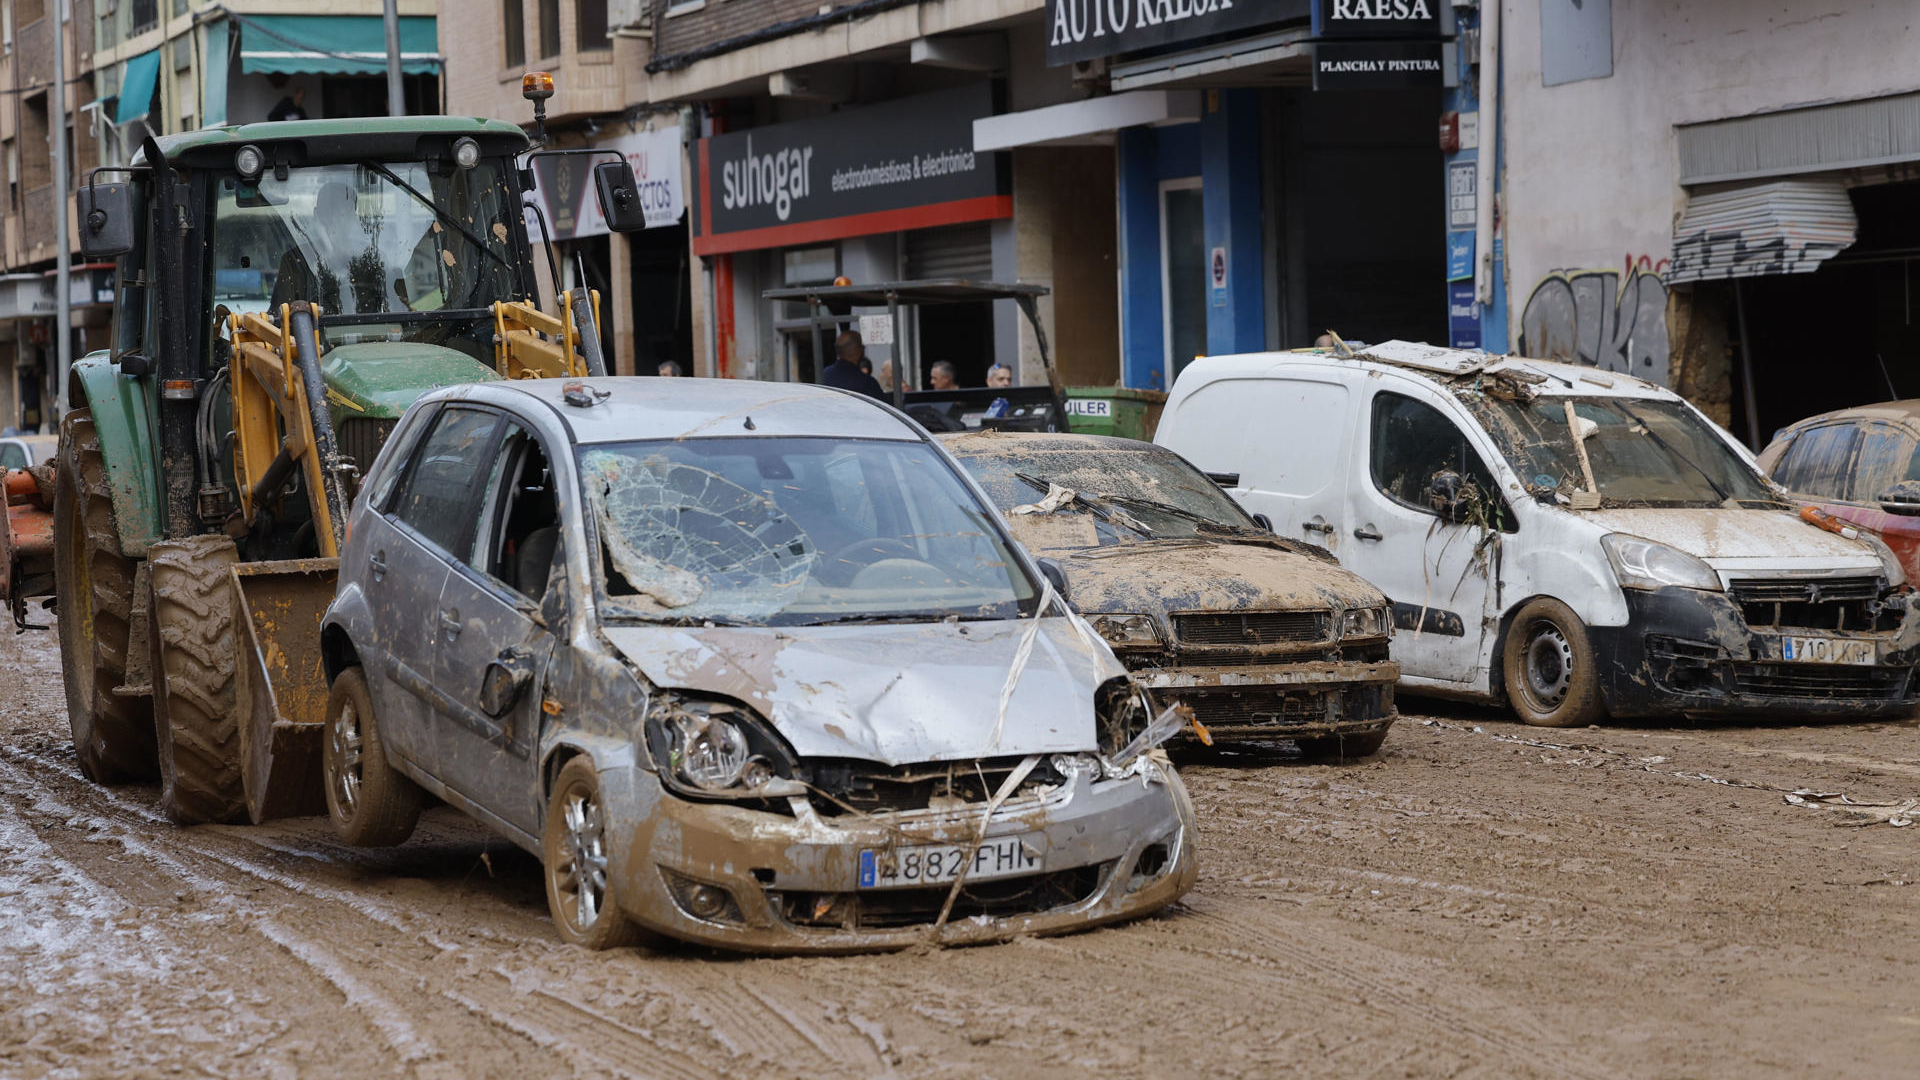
[858, 835, 1041, 889]
[1781, 636, 1877, 665]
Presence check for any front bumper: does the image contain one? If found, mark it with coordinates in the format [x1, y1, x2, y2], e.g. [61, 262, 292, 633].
[1590, 586, 1920, 718]
[1134, 658, 1400, 739]
[604, 756, 1197, 955]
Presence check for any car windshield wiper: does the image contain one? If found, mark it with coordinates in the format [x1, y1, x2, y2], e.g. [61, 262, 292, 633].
[1614, 401, 1731, 503]
[1012, 472, 1155, 539]
[1096, 492, 1261, 535]
[358, 160, 516, 277]
[800, 612, 940, 626]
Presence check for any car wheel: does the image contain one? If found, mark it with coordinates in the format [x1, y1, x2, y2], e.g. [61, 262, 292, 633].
[323, 666, 423, 846]
[1296, 727, 1389, 762]
[542, 757, 645, 950]
[1502, 598, 1606, 728]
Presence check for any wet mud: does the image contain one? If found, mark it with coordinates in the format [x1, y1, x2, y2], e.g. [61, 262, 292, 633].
[2, 625, 1917, 1078]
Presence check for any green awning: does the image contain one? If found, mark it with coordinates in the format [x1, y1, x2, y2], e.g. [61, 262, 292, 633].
[116, 49, 161, 126]
[236, 14, 439, 77]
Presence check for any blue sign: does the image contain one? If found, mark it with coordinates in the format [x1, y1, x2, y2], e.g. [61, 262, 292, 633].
[1446, 231, 1474, 281]
[1448, 281, 1481, 349]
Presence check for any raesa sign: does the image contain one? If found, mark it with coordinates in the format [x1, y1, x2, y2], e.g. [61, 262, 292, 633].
[1043, 0, 1307, 66]
[1311, 0, 1441, 38]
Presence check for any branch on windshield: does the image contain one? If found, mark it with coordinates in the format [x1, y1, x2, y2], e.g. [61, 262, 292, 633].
[1011, 473, 1155, 539]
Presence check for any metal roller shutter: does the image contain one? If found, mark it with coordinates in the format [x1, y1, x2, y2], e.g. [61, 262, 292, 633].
[904, 223, 993, 281]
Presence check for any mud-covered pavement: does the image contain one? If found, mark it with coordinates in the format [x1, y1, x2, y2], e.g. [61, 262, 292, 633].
[3, 623, 1918, 1080]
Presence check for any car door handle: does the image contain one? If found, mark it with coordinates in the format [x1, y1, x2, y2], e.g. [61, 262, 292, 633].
[1302, 520, 1334, 535]
[369, 551, 387, 580]
[1354, 526, 1384, 541]
[438, 609, 462, 638]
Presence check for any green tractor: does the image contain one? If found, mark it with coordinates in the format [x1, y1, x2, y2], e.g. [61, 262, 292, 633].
[3, 106, 647, 823]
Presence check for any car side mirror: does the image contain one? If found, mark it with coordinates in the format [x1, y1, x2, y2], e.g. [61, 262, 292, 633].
[78, 182, 135, 258]
[592, 160, 647, 233]
[479, 649, 537, 717]
[1877, 480, 1920, 516]
[1036, 557, 1072, 603]
[1428, 469, 1467, 523]
[1251, 513, 1274, 533]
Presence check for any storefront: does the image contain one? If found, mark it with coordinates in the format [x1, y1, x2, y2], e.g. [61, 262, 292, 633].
[689, 83, 1016, 388]
[999, 0, 1465, 391]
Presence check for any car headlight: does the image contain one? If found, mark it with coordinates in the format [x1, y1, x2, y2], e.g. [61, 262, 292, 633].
[1601, 533, 1722, 591]
[1091, 612, 1160, 649]
[1340, 605, 1391, 639]
[1859, 531, 1907, 589]
[643, 693, 797, 798]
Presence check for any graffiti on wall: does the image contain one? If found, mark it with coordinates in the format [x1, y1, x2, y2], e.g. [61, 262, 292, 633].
[1520, 256, 1670, 385]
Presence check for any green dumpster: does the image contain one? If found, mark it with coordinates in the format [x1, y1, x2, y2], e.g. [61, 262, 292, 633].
[1064, 386, 1168, 440]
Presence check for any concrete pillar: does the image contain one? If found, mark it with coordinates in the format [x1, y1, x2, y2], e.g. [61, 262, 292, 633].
[1116, 126, 1163, 390]
[1201, 89, 1265, 356]
[609, 232, 634, 376]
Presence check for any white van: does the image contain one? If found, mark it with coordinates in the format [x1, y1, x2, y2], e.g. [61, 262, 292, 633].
[1156, 341, 1920, 726]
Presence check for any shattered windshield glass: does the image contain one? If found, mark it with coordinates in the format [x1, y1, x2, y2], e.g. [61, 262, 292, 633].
[1465, 394, 1776, 508]
[580, 437, 1037, 626]
[955, 444, 1259, 548]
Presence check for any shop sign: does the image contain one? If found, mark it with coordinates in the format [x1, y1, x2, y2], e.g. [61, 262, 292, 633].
[1066, 398, 1113, 418]
[1210, 245, 1228, 308]
[1043, 0, 1308, 67]
[857, 313, 895, 345]
[1448, 280, 1480, 349]
[692, 84, 1010, 257]
[1447, 161, 1477, 229]
[1312, 40, 1444, 90]
[1446, 232, 1474, 281]
[528, 125, 685, 240]
[1311, 0, 1442, 39]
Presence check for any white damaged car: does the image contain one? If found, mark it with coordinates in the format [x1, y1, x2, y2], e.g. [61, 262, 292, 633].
[318, 377, 1196, 952]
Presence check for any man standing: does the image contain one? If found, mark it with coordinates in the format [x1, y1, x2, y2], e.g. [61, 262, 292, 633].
[268, 86, 309, 122]
[986, 363, 1013, 388]
[928, 361, 959, 391]
[821, 331, 886, 399]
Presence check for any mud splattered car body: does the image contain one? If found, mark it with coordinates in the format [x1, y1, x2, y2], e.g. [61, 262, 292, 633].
[320, 378, 1195, 952]
[941, 431, 1398, 754]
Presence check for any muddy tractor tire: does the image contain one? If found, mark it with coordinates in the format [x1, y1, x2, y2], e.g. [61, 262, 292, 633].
[543, 757, 648, 950]
[1297, 727, 1390, 763]
[52, 410, 157, 783]
[1502, 597, 1607, 728]
[148, 535, 248, 824]
[323, 667, 424, 847]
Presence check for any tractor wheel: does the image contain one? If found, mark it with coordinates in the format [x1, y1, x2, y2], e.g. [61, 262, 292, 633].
[148, 535, 248, 824]
[53, 410, 156, 783]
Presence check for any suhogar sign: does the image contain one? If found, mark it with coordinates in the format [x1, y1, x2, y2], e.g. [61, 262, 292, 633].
[1044, 0, 1308, 66]
[692, 83, 1009, 256]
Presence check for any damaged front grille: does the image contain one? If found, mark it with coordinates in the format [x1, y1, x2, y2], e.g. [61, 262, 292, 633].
[777, 864, 1107, 930]
[1731, 662, 1911, 700]
[1730, 577, 1890, 632]
[1174, 610, 1328, 647]
[801, 756, 1066, 818]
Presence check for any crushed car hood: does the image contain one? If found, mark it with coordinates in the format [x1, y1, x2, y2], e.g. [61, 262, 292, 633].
[602, 619, 1122, 765]
[1057, 540, 1385, 616]
[1586, 508, 1883, 573]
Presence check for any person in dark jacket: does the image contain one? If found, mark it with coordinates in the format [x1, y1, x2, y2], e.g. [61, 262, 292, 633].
[821, 331, 886, 399]
[268, 86, 309, 122]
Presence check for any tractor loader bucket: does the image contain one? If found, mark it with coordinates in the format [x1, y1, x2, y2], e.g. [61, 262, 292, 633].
[231, 557, 336, 823]
[0, 468, 55, 628]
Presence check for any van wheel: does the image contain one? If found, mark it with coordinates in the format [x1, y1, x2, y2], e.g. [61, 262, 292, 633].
[542, 757, 645, 950]
[323, 667, 423, 847]
[1502, 598, 1606, 728]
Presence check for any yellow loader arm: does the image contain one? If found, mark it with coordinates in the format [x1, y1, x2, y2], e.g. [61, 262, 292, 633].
[492, 290, 601, 379]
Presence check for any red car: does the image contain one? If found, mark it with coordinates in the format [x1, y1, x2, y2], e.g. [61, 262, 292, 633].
[1758, 402, 1920, 581]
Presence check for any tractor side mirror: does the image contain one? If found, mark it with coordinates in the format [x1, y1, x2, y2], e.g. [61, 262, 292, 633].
[78, 183, 135, 258]
[592, 160, 647, 233]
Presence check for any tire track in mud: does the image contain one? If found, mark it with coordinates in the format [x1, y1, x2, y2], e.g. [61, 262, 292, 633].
[658, 966, 896, 1077]
[442, 976, 727, 1080]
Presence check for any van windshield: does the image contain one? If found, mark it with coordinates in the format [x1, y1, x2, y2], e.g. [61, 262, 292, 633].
[579, 437, 1037, 626]
[1465, 394, 1777, 508]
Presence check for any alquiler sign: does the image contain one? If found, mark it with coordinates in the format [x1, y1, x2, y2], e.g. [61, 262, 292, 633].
[1044, 0, 1308, 66]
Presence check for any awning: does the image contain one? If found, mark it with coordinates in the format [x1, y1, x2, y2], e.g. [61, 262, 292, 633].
[236, 14, 439, 77]
[973, 91, 1201, 152]
[1668, 179, 1858, 284]
[116, 49, 161, 126]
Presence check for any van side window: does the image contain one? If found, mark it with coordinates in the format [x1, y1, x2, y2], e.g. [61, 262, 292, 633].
[1369, 391, 1506, 525]
[1850, 422, 1914, 503]
[1774, 423, 1858, 499]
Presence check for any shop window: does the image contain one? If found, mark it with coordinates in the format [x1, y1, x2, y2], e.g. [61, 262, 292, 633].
[537, 0, 560, 59]
[1774, 423, 1859, 500]
[503, 0, 525, 67]
[577, 0, 609, 50]
[1159, 178, 1205, 384]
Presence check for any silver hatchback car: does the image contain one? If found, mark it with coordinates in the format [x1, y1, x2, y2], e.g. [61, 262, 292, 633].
[319, 377, 1196, 953]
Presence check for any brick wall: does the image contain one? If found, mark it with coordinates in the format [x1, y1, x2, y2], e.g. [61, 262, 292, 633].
[442, 0, 646, 123]
[651, 0, 824, 63]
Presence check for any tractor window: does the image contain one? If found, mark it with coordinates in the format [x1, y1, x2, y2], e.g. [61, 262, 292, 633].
[207, 160, 522, 330]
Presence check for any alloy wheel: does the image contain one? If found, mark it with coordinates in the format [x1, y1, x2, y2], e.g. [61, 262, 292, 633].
[558, 789, 611, 929]
[330, 699, 364, 815]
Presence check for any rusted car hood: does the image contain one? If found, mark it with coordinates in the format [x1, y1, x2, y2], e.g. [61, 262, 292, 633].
[1586, 508, 1883, 571]
[602, 619, 1120, 765]
[1056, 540, 1385, 615]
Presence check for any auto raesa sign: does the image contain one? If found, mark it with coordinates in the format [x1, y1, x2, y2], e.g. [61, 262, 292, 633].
[1044, 0, 1308, 66]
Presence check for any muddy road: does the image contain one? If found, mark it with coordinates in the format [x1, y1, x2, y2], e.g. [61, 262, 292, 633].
[3, 625, 1917, 1080]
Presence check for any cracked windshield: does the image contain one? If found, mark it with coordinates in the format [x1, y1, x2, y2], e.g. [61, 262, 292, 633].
[958, 445, 1259, 547]
[1466, 395, 1775, 508]
[209, 161, 520, 354]
[581, 437, 1035, 625]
